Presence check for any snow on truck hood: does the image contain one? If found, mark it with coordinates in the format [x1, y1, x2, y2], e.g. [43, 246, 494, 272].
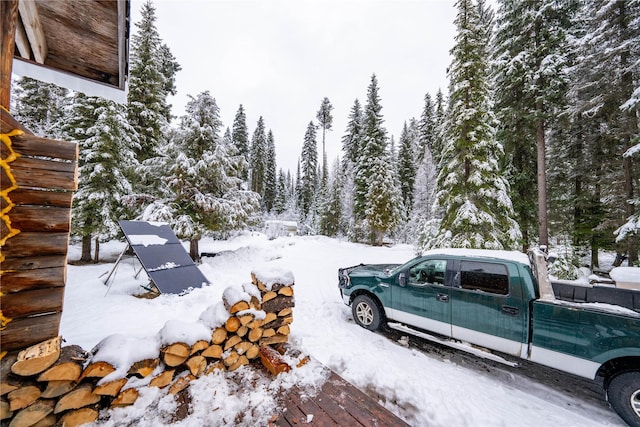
[350, 264, 401, 276]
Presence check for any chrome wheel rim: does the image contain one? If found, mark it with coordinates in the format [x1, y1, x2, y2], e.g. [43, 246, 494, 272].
[632, 388, 640, 417]
[355, 302, 373, 325]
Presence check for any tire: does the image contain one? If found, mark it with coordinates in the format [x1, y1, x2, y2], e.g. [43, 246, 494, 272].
[352, 295, 383, 331]
[608, 371, 640, 427]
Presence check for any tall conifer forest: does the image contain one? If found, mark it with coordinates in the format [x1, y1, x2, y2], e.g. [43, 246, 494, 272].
[11, 0, 639, 270]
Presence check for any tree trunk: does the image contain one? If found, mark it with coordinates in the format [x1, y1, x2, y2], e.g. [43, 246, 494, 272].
[80, 235, 92, 263]
[536, 109, 549, 248]
[624, 155, 638, 264]
[189, 238, 199, 262]
[93, 236, 100, 264]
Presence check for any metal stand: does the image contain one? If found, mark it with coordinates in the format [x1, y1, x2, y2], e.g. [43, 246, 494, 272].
[103, 244, 129, 296]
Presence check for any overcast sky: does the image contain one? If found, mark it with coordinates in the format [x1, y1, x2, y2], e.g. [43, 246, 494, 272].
[131, 0, 457, 173]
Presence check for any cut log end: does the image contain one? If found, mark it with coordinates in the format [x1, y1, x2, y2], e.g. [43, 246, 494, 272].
[11, 336, 62, 377]
[111, 388, 139, 407]
[58, 407, 99, 427]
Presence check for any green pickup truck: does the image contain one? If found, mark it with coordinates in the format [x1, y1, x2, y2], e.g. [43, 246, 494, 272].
[338, 248, 640, 426]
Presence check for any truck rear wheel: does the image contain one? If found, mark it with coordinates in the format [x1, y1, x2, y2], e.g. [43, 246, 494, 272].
[352, 295, 383, 331]
[608, 371, 640, 427]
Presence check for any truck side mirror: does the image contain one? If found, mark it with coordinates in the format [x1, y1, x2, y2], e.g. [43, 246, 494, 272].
[398, 272, 407, 287]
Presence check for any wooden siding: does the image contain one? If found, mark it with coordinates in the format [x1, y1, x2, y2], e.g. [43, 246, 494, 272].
[1, 109, 78, 352]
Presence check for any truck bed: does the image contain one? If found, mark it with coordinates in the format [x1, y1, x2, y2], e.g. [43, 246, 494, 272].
[552, 281, 640, 311]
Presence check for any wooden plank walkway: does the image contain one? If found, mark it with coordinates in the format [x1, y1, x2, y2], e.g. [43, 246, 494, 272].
[275, 371, 410, 426]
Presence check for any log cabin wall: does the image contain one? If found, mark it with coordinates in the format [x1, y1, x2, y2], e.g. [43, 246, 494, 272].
[1, 108, 78, 352]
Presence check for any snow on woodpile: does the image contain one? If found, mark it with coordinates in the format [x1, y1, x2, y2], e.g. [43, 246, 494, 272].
[251, 267, 295, 291]
[199, 301, 231, 329]
[158, 319, 211, 346]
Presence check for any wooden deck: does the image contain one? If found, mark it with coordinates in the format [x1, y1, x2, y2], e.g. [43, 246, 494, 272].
[275, 371, 410, 426]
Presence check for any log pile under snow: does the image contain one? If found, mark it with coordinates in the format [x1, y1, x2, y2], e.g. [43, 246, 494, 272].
[0, 269, 299, 427]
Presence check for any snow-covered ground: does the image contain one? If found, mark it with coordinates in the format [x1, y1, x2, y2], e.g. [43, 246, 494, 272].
[61, 233, 625, 426]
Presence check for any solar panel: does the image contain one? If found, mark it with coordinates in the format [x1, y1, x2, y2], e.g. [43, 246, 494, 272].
[118, 220, 209, 294]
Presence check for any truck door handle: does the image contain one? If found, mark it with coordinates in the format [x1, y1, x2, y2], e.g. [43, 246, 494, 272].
[436, 294, 449, 302]
[501, 305, 519, 316]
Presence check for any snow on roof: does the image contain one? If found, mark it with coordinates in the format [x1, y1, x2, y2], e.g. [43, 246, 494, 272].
[422, 248, 530, 265]
[251, 267, 295, 290]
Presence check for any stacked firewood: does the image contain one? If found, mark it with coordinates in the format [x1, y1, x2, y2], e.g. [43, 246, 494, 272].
[0, 270, 296, 427]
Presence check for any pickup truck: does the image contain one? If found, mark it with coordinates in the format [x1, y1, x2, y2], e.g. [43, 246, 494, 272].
[338, 248, 640, 426]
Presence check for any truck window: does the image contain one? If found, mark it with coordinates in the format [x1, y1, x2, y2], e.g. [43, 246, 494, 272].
[460, 261, 509, 295]
[408, 260, 447, 285]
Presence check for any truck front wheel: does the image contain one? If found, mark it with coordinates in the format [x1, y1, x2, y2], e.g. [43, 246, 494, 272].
[352, 295, 383, 331]
[608, 371, 640, 427]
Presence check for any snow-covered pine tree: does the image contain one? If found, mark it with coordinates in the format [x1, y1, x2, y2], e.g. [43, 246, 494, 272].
[127, 0, 180, 163]
[433, 0, 521, 250]
[342, 99, 364, 169]
[354, 75, 387, 227]
[355, 74, 403, 245]
[66, 94, 139, 262]
[319, 158, 344, 237]
[431, 89, 447, 166]
[273, 168, 288, 215]
[142, 91, 260, 260]
[250, 116, 267, 198]
[417, 93, 436, 164]
[570, 0, 640, 265]
[413, 142, 438, 254]
[316, 97, 334, 186]
[263, 130, 277, 212]
[365, 153, 403, 246]
[232, 104, 250, 181]
[12, 77, 68, 138]
[298, 122, 318, 222]
[397, 121, 417, 217]
[492, 0, 574, 249]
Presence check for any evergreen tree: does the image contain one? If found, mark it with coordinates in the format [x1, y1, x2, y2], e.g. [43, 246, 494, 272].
[263, 130, 277, 212]
[432, 89, 447, 166]
[493, 0, 574, 249]
[397, 122, 417, 216]
[66, 94, 139, 262]
[569, 0, 640, 265]
[417, 93, 436, 163]
[365, 154, 404, 245]
[127, 0, 180, 163]
[298, 122, 318, 220]
[12, 77, 68, 138]
[142, 92, 260, 260]
[355, 74, 403, 245]
[319, 158, 344, 237]
[413, 143, 439, 253]
[316, 97, 334, 185]
[232, 104, 250, 181]
[433, 0, 521, 250]
[354, 75, 387, 224]
[250, 117, 267, 198]
[273, 169, 288, 215]
[342, 99, 364, 169]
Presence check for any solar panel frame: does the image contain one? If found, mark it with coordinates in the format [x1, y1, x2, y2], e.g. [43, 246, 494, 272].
[118, 220, 209, 294]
